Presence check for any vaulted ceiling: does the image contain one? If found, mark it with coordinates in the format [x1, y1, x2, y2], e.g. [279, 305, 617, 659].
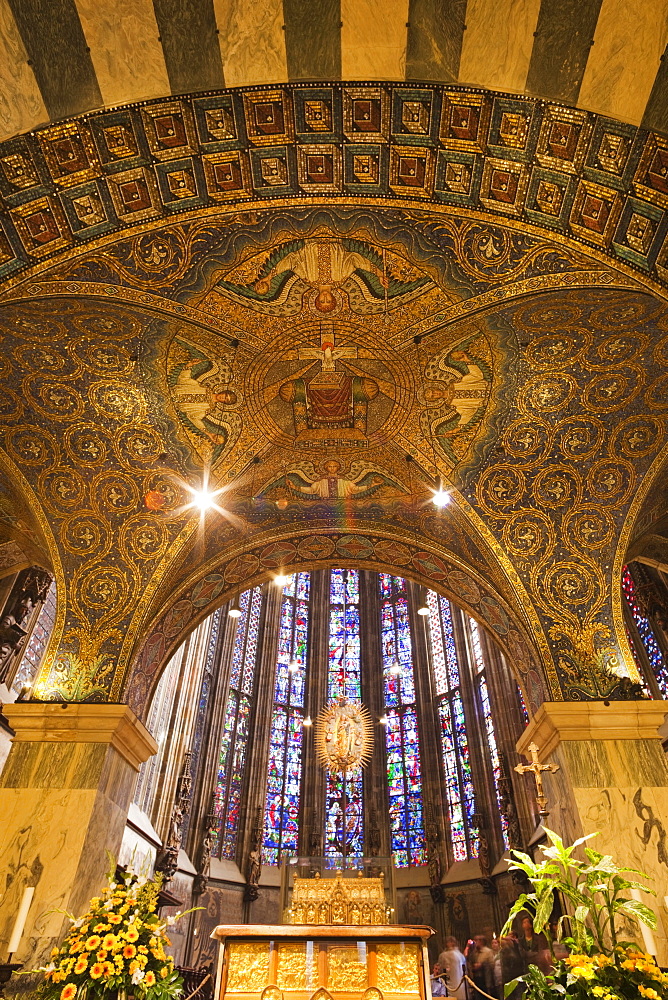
[1, 59, 668, 713]
[1, 0, 668, 144]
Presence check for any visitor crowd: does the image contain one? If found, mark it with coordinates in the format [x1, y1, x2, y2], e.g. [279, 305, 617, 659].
[432, 917, 568, 999]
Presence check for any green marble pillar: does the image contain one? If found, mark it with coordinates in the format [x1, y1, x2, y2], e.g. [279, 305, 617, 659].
[0, 703, 157, 971]
[517, 701, 668, 963]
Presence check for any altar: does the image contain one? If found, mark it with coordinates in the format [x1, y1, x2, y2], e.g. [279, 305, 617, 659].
[210, 924, 433, 1000]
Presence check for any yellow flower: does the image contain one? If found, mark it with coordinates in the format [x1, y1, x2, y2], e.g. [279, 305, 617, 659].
[51, 947, 60, 959]
[74, 957, 88, 975]
[89, 963, 104, 980]
[571, 966, 596, 980]
[144, 971, 157, 987]
[592, 989, 605, 997]
[52, 971, 67, 984]
[639, 987, 659, 1000]
[126, 926, 139, 943]
[96, 950, 107, 962]
[108, 914, 122, 924]
[60, 984, 77, 1000]
[93, 923, 109, 933]
[160, 968, 169, 980]
[123, 945, 137, 960]
[84, 935, 101, 951]
[103, 962, 114, 978]
[102, 933, 117, 951]
[129, 961, 140, 975]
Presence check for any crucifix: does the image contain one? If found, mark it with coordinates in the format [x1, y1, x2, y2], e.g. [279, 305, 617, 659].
[514, 742, 559, 822]
[297, 325, 358, 373]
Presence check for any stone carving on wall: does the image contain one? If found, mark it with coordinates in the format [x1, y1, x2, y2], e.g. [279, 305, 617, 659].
[156, 751, 194, 880]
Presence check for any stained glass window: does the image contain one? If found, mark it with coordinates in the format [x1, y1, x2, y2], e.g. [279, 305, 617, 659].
[213, 588, 263, 858]
[516, 684, 530, 726]
[427, 590, 478, 861]
[325, 569, 363, 863]
[263, 573, 310, 865]
[12, 578, 57, 694]
[622, 565, 668, 697]
[379, 574, 426, 867]
[469, 617, 509, 850]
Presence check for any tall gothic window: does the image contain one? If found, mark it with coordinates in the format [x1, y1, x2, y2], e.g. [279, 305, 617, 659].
[379, 574, 426, 867]
[11, 577, 57, 695]
[622, 565, 668, 697]
[214, 588, 262, 859]
[426, 590, 478, 861]
[263, 573, 310, 864]
[325, 568, 363, 862]
[468, 617, 509, 850]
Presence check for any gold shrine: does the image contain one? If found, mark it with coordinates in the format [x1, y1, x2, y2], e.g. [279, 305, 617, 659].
[288, 875, 389, 925]
[211, 925, 432, 1000]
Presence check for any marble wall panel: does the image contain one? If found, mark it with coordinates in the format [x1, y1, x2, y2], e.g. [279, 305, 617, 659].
[341, 0, 409, 80]
[214, 0, 287, 87]
[578, 0, 668, 127]
[73, 0, 170, 107]
[0, 0, 48, 142]
[0, 741, 137, 969]
[283, 0, 341, 80]
[459, 0, 541, 95]
[573, 783, 668, 965]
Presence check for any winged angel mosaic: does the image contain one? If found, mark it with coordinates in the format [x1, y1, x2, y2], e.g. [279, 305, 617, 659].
[164, 233, 501, 488]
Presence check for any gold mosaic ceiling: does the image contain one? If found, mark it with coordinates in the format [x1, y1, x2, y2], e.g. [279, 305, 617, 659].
[1, 81, 668, 714]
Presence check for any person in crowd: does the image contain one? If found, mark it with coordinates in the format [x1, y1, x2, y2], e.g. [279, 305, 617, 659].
[517, 916, 550, 974]
[431, 963, 448, 997]
[490, 937, 503, 998]
[466, 935, 494, 997]
[437, 936, 467, 1000]
[499, 935, 524, 998]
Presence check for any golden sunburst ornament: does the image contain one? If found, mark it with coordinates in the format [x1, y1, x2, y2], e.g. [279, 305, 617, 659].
[315, 696, 374, 773]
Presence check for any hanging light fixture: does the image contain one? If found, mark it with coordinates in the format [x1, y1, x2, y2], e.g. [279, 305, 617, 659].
[274, 572, 291, 587]
[302, 715, 313, 727]
[228, 594, 242, 618]
[288, 658, 300, 673]
[389, 660, 402, 675]
[379, 713, 389, 725]
[417, 591, 430, 616]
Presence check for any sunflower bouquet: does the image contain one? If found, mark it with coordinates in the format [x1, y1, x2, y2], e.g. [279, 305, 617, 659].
[35, 868, 185, 1000]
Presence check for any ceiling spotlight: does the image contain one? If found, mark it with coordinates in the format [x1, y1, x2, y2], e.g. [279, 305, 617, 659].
[417, 603, 430, 616]
[274, 573, 291, 587]
[190, 488, 217, 512]
[288, 659, 300, 673]
[228, 596, 242, 619]
[303, 715, 313, 727]
[431, 488, 451, 508]
[379, 714, 389, 725]
[389, 661, 401, 675]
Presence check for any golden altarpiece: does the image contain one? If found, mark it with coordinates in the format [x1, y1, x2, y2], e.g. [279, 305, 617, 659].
[211, 699, 432, 1000]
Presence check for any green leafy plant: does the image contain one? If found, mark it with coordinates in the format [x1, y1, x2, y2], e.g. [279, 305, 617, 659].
[501, 828, 663, 1000]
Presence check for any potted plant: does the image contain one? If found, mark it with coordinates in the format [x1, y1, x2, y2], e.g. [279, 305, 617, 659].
[33, 866, 191, 1000]
[502, 827, 667, 1000]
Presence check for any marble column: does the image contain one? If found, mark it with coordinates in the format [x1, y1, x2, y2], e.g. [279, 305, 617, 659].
[0, 702, 157, 970]
[517, 700, 668, 963]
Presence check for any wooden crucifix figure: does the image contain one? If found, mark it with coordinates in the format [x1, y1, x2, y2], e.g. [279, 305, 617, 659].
[514, 742, 559, 822]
